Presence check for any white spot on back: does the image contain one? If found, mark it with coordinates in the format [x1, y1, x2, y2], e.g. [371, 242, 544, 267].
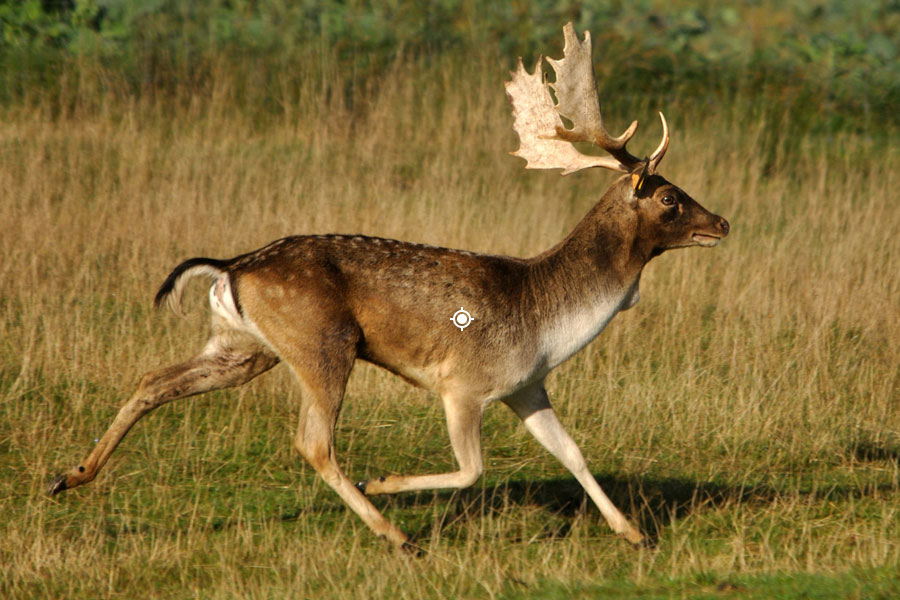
[265, 286, 285, 299]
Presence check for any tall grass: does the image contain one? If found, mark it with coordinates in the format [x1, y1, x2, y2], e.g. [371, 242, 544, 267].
[1, 52, 898, 598]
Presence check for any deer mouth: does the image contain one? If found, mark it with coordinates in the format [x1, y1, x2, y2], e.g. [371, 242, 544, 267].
[692, 233, 721, 247]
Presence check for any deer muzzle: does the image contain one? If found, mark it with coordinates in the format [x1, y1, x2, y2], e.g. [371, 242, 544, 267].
[692, 216, 730, 247]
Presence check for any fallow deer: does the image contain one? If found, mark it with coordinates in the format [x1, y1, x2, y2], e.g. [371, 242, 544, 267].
[48, 23, 729, 549]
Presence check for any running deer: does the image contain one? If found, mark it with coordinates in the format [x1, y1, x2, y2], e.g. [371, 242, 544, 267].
[48, 23, 729, 548]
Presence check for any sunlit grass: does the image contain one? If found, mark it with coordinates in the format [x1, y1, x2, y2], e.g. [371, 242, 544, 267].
[0, 54, 898, 598]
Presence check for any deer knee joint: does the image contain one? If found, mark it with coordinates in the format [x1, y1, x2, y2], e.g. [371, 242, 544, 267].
[295, 437, 331, 470]
[136, 371, 154, 391]
[459, 464, 483, 488]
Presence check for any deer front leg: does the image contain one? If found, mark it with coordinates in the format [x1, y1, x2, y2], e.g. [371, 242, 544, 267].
[47, 336, 278, 495]
[357, 393, 484, 495]
[502, 383, 645, 546]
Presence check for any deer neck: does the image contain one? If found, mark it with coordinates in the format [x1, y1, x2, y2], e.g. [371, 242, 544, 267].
[526, 193, 649, 368]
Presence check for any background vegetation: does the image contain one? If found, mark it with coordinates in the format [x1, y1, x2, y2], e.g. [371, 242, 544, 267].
[3, 0, 900, 129]
[1, 1, 898, 598]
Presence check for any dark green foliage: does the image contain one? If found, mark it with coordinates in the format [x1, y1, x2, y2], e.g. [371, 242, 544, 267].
[1, 1, 898, 131]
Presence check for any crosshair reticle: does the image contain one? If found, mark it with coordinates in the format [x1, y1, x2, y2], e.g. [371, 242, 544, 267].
[451, 307, 473, 331]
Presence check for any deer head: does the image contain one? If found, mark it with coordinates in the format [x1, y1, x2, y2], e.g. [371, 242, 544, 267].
[505, 23, 729, 258]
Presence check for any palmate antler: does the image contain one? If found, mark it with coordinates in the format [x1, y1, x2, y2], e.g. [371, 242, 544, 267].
[505, 22, 669, 176]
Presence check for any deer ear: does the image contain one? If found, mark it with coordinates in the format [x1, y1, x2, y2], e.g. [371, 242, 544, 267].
[630, 159, 650, 193]
[630, 172, 642, 191]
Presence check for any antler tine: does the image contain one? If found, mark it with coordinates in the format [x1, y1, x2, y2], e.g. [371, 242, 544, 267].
[505, 56, 626, 175]
[545, 24, 643, 171]
[506, 23, 672, 176]
[648, 111, 670, 172]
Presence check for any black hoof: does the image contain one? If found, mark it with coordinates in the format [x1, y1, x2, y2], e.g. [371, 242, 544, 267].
[47, 473, 68, 496]
[631, 536, 657, 550]
[354, 480, 367, 494]
[400, 540, 425, 557]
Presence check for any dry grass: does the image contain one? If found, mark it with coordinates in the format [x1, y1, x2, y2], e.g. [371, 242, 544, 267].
[1, 55, 898, 598]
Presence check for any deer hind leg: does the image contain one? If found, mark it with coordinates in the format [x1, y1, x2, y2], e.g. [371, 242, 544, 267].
[281, 340, 413, 548]
[358, 393, 484, 496]
[47, 322, 279, 495]
[502, 383, 645, 546]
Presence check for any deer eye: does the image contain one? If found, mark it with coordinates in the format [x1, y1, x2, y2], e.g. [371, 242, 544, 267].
[661, 195, 676, 206]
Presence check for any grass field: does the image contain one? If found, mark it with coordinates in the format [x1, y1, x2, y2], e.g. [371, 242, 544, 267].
[1, 49, 899, 598]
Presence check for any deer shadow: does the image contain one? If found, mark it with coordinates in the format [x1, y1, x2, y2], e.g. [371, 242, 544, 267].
[360, 472, 774, 545]
[269, 440, 900, 544]
[851, 440, 900, 466]
[371, 460, 898, 546]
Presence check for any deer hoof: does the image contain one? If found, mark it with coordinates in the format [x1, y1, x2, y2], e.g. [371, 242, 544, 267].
[47, 473, 68, 496]
[629, 535, 656, 550]
[354, 479, 367, 494]
[638, 537, 657, 550]
[623, 529, 654, 549]
[400, 540, 425, 557]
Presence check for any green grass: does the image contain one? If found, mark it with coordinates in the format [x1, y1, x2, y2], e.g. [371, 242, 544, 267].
[1, 13, 899, 598]
[501, 568, 900, 599]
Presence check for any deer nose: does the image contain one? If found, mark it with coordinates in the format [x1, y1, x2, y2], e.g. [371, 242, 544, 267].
[717, 217, 730, 236]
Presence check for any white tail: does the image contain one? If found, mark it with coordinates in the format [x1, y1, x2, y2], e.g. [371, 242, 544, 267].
[153, 257, 229, 316]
